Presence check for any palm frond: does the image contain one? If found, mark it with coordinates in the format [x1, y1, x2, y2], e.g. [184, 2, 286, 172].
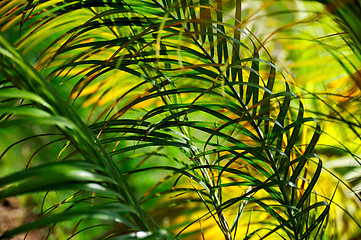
[1, 0, 360, 239]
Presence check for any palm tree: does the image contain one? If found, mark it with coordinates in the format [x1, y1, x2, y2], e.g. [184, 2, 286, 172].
[0, 0, 360, 239]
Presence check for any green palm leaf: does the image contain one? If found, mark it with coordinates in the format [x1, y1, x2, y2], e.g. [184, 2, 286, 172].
[1, 0, 360, 239]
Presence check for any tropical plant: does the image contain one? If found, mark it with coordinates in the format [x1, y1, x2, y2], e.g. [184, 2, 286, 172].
[0, 0, 361, 239]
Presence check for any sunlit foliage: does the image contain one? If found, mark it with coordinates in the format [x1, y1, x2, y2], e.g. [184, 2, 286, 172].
[0, 0, 361, 239]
